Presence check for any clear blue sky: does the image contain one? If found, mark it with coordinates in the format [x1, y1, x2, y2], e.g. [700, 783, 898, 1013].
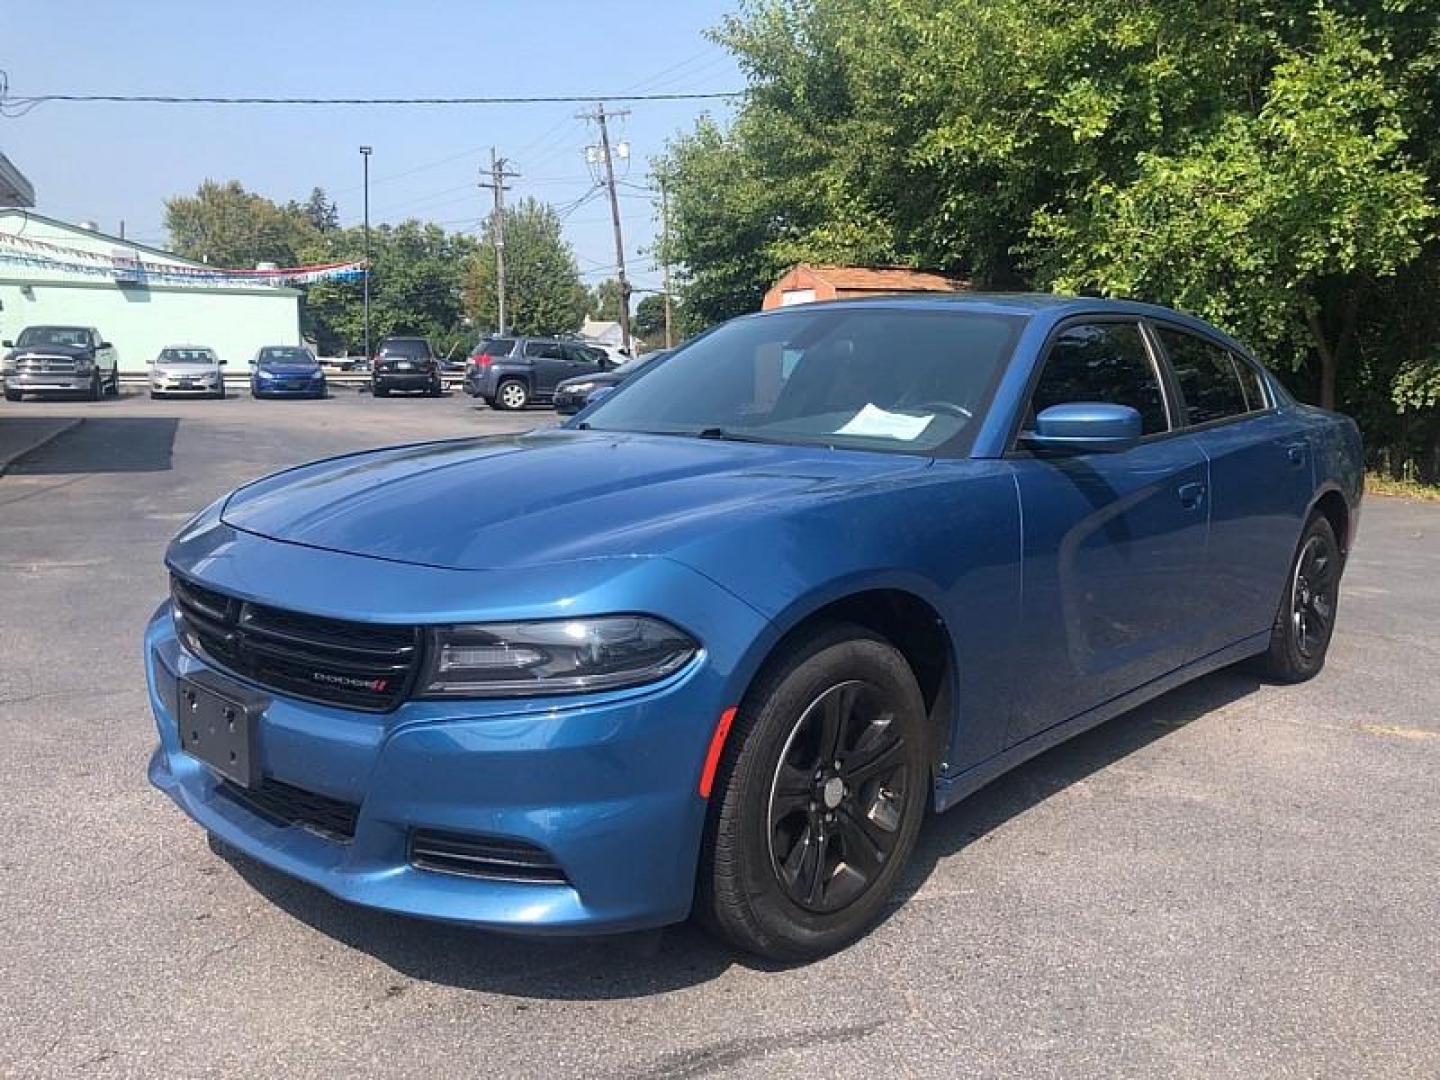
[2, 0, 742, 296]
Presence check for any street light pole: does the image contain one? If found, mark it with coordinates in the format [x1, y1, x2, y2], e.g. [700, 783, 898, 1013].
[360, 145, 372, 360]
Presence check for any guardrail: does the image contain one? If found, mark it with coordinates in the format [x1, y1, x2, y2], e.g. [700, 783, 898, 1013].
[118, 372, 464, 392]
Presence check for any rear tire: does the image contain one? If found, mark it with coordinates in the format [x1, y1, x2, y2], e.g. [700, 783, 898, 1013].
[698, 623, 930, 961]
[496, 379, 529, 411]
[1249, 514, 1342, 683]
[4, 389, 21, 403]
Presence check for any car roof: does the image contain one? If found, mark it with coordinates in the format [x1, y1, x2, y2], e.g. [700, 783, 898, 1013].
[741, 292, 1248, 352]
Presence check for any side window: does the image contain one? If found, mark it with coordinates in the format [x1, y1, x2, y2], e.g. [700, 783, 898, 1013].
[1028, 321, 1169, 435]
[1230, 354, 1269, 412]
[1156, 327, 1250, 425]
[523, 340, 551, 358]
[564, 345, 600, 367]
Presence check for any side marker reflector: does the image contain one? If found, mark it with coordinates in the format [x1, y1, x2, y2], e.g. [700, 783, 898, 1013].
[698, 706, 738, 799]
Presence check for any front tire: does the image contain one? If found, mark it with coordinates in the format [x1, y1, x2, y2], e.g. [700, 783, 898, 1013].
[88, 371, 103, 401]
[372, 384, 390, 398]
[699, 624, 929, 961]
[1250, 514, 1342, 683]
[4, 389, 21, 402]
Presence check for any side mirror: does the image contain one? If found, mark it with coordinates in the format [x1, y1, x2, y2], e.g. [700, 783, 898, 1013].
[1023, 402, 1142, 454]
[98, 342, 113, 350]
[1, 340, 11, 348]
[218, 358, 228, 365]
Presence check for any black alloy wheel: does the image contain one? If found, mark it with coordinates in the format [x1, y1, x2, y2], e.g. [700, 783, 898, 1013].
[699, 624, 929, 960]
[1251, 513, 1342, 682]
[767, 680, 912, 914]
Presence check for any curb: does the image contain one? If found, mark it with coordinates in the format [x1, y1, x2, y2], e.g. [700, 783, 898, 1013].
[0, 417, 84, 478]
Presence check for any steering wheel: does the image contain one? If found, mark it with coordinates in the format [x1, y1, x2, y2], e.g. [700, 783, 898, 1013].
[911, 401, 973, 420]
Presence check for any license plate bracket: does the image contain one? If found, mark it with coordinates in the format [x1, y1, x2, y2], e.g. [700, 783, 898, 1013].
[176, 677, 259, 787]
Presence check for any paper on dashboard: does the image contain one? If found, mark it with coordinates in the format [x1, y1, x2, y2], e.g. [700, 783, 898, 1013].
[835, 402, 935, 441]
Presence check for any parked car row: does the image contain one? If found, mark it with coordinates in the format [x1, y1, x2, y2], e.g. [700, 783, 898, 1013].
[2, 323, 664, 411]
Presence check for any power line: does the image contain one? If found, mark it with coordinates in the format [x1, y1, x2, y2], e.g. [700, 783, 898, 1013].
[0, 86, 740, 114]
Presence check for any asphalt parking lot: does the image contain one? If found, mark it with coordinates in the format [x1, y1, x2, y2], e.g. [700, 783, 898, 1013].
[1, 389, 1437, 1079]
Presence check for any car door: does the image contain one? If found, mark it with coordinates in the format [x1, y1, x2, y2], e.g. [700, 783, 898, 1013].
[525, 341, 572, 395]
[1149, 321, 1313, 651]
[1006, 318, 1211, 746]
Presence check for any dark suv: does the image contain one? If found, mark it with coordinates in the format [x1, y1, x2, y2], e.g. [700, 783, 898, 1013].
[464, 336, 611, 410]
[372, 336, 442, 397]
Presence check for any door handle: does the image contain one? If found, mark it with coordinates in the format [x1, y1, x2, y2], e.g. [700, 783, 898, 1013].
[1178, 481, 1206, 510]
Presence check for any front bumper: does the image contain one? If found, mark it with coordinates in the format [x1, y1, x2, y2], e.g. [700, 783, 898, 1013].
[145, 530, 771, 933]
[553, 389, 589, 415]
[3, 372, 94, 392]
[153, 375, 222, 394]
[254, 378, 325, 397]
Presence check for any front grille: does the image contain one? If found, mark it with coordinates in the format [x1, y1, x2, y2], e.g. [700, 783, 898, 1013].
[170, 574, 421, 712]
[17, 355, 79, 374]
[218, 778, 360, 842]
[409, 829, 568, 884]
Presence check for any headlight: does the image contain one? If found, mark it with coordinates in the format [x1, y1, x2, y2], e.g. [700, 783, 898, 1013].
[257, 369, 275, 380]
[310, 369, 324, 380]
[565, 382, 597, 394]
[418, 616, 698, 698]
[74, 356, 96, 372]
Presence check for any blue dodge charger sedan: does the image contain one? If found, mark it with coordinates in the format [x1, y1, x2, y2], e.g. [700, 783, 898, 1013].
[146, 295, 1362, 959]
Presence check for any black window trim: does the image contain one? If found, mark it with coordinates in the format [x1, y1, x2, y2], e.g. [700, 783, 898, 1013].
[1144, 317, 1278, 434]
[1004, 314, 1180, 456]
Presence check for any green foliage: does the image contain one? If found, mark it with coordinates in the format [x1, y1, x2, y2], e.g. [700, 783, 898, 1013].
[633, 293, 668, 342]
[463, 198, 587, 337]
[303, 220, 477, 356]
[661, 0, 1440, 479]
[588, 278, 625, 322]
[165, 180, 316, 268]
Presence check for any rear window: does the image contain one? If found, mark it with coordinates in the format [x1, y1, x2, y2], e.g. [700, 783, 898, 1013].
[477, 338, 516, 358]
[379, 339, 430, 359]
[1156, 326, 1254, 425]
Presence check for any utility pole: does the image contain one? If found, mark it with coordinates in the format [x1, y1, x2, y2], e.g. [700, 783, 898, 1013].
[658, 174, 673, 349]
[479, 149, 519, 335]
[579, 102, 632, 353]
[359, 145, 373, 359]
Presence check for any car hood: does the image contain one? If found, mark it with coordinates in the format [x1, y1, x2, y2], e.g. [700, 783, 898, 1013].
[12, 342, 92, 358]
[558, 371, 624, 391]
[219, 429, 930, 571]
[155, 362, 218, 373]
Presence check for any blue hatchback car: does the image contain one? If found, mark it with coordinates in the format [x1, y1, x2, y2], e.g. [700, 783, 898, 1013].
[147, 295, 1362, 959]
[250, 345, 327, 399]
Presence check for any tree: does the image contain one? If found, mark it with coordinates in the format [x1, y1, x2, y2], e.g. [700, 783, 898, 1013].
[463, 198, 587, 336]
[633, 293, 668, 342]
[660, 0, 1440, 478]
[304, 220, 478, 356]
[588, 278, 625, 322]
[302, 187, 340, 233]
[165, 180, 315, 267]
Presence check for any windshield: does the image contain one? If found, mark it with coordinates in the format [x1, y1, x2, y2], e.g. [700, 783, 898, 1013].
[158, 348, 216, 365]
[379, 339, 430, 358]
[256, 347, 314, 366]
[579, 307, 1025, 456]
[17, 326, 91, 348]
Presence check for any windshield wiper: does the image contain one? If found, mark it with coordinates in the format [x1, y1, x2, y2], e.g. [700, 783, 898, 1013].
[694, 427, 768, 443]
